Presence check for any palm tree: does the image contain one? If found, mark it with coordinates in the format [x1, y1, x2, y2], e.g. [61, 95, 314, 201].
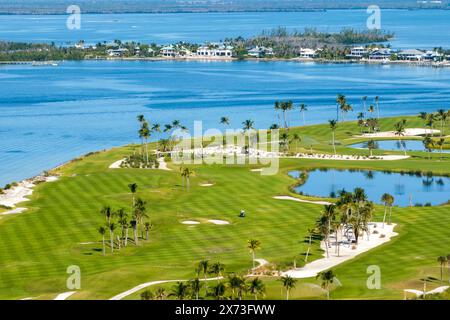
[220, 116, 230, 128]
[139, 121, 151, 164]
[368, 105, 375, 116]
[279, 275, 296, 300]
[130, 220, 138, 245]
[423, 137, 434, 160]
[394, 120, 407, 156]
[170, 282, 190, 300]
[299, 104, 307, 125]
[189, 278, 202, 300]
[279, 101, 294, 129]
[155, 287, 167, 300]
[133, 198, 148, 242]
[247, 239, 261, 269]
[367, 139, 376, 157]
[329, 120, 338, 155]
[419, 112, 428, 135]
[290, 133, 301, 153]
[374, 96, 380, 119]
[305, 228, 315, 262]
[279, 132, 289, 152]
[340, 103, 353, 122]
[437, 109, 447, 137]
[98, 226, 107, 256]
[180, 167, 194, 189]
[316, 270, 335, 300]
[140, 290, 154, 300]
[101, 206, 113, 224]
[210, 282, 226, 300]
[128, 183, 138, 207]
[436, 138, 446, 160]
[209, 262, 225, 282]
[144, 221, 152, 240]
[242, 119, 254, 132]
[228, 274, 246, 300]
[336, 94, 346, 121]
[427, 113, 436, 136]
[137, 114, 146, 152]
[361, 96, 367, 116]
[248, 277, 265, 300]
[381, 193, 394, 228]
[437, 256, 448, 283]
[116, 208, 128, 246]
[108, 222, 116, 253]
[198, 260, 209, 295]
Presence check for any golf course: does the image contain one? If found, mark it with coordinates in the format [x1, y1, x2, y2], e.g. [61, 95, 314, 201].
[0, 113, 449, 300]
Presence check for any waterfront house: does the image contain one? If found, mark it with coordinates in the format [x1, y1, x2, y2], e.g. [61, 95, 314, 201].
[397, 49, 425, 61]
[346, 46, 368, 59]
[422, 50, 443, 61]
[196, 43, 234, 57]
[106, 48, 129, 57]
[161, 45, 176, 57]
[247, 46, 274, 58]
[368, 48, 393, 60]
[299, 48, 318, 59]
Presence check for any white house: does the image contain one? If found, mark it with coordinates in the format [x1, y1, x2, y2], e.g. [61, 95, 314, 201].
[346, 46, 368, 59]
[299, 48, 318, 59]
[106, 48, 128, 57]
[160, 45, 176, 57]
[196, 44, 233, 57]
[422, 50, 443, 61]
[397, 49, 425, 61]
[247, 46, 274, 58]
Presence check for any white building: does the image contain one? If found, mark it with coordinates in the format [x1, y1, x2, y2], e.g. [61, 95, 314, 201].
[346, 46, 368, 59]
[247, 46, 274, 58]
[160, 45, 176, 57]
[368, 48, 393, 60]
[397, 49, 425, 61]
[299, 48, 318, 59]
[106, 48, 128, 57]
[196, 44, 233, 57]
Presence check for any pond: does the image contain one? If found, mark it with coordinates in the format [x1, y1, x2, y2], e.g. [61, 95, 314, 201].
[289, 169, 450, 207]
[349, 140, 450, 154]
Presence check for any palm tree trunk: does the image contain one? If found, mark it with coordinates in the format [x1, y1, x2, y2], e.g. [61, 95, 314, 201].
[332, 131, 336, 155]
[382, 205, 387, 228]
[125, 227, 129, 246]
[102, 235, 105, 256]
[110, 231, 114, 253]
[252, 251, 255, 269]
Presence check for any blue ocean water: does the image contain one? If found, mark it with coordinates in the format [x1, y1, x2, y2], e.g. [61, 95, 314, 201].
[1, 60, 450, 185]
[290, 169, 450, 206]
[0, 10, 449, 49]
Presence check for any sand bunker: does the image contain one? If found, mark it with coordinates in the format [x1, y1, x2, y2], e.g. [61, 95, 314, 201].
[208, 219, 230, 225]
[181, 220, 200, 225]
[199, 183, 214, 187]
[358, 128, 440, 138]
[273, 195, 332, 206]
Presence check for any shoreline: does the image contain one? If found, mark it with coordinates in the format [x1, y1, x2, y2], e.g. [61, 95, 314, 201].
[2, 56, 450, 68]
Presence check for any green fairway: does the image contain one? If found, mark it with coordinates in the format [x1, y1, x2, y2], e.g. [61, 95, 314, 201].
[0, 116, 449, 300]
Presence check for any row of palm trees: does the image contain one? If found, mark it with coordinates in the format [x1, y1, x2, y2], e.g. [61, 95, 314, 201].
[97, 183, 151, 254]
[418, 109, 450, 138]
[437, 255, 450, 283]
[315, 187, 375, 258]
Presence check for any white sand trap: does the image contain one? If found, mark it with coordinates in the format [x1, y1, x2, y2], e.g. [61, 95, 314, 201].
[359, 128, 440, 138]
[273, 196, 332, 206]
[182, 220, 200, 225]
[254, 259, 269, 268]
[109, 159, 124, 169]
[54, 291, 76, 300]
[208, 219, 230, 225]
[404, 286, 449, 297]
[1, 207, 27, 215]
[284, 223, 397, 279]
[250, 168, 263, 172]
[199, 183, 214, 187]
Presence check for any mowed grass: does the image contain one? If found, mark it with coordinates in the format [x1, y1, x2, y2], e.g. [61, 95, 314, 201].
[0, 116, 449, 300]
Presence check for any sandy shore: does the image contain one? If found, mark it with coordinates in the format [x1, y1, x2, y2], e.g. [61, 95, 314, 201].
[0, 175, 58, 214]
[284, 223, 397, 279]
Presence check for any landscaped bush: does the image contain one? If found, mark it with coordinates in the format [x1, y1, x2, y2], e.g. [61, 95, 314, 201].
[121, 153, 158, 169]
